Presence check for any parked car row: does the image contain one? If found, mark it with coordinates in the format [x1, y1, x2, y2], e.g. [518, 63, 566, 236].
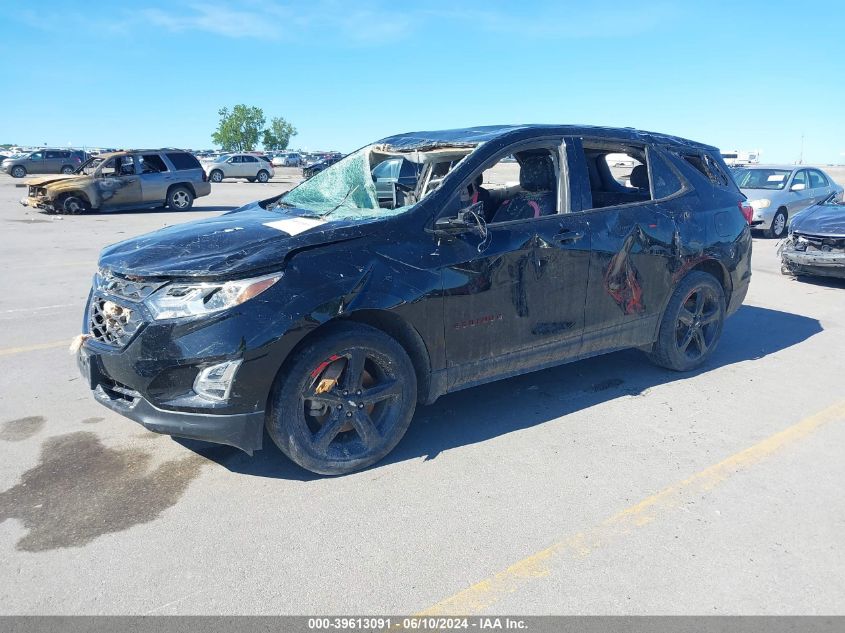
[2, 148, 91, 178]
[20, 149, 210, 214]
[732, 165, 843, 238]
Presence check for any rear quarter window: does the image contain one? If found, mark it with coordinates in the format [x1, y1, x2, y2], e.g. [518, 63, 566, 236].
[682, 152, 732, 189]
[165, 152, 201, 171]
[648, 150, 684, 199]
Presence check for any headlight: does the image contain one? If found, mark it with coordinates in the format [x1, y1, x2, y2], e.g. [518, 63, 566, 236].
[145, 272, 281, 320]
[748, 198, 771, 209]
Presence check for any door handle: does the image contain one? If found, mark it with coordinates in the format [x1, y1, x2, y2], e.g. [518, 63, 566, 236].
[555, 230, 585, 244]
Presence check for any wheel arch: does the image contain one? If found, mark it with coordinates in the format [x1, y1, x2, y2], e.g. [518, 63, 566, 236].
[688, 258, 731, 303]
[54, 189, 92, 206]
[167, 182, 196, 198]
[272, 309, 433, 407]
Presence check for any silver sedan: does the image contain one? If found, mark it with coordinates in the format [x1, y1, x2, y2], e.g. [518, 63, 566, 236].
[734, 165, 843, 238]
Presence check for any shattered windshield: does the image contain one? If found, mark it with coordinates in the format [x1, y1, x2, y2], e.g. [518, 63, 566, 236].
[274, 143, 476, 220]
[278, 146, 398, 219]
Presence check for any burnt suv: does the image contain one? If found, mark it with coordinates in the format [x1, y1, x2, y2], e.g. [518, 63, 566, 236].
[21, 149, 210, 214]
[75, 125, 752, 475]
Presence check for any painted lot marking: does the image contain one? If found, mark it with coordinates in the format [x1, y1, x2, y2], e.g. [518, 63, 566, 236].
[420, 399, 845, 616]
[0, 340, 69, 357]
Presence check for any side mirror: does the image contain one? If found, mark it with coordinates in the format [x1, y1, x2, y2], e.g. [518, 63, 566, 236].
[791, 183, 806, 192]
[430, 216, 473, 236]
[427, 202, 486, 237]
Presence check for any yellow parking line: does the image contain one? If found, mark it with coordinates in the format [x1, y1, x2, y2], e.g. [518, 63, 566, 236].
[0, 340, 69, 357]
[420, 399, 845, 616]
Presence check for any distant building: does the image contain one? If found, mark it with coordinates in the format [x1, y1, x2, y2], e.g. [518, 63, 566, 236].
[721, 149, 761, 166]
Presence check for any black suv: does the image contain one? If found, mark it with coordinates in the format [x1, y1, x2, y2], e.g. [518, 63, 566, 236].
[76, 125, 752, 475]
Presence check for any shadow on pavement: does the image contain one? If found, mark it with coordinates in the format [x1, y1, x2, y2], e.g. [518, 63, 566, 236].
[179, 304, 822, 480]
[788, 274, 845, 290]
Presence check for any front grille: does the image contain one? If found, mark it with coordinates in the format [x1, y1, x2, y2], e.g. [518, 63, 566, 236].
[792, 233, 845, 252]
[89, 296, 141, 347]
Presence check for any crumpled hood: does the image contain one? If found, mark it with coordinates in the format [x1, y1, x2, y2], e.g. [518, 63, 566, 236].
[790, 203, 845, 238]
[25, 174, 81, 187]
[99, 202, 379, 279]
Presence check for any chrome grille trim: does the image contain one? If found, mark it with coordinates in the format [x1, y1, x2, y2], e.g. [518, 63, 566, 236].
[89, 297, 141, 347]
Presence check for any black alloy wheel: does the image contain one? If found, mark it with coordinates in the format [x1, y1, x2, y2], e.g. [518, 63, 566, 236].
[267, 323, 417, 475]
[648, 271, 725, 371]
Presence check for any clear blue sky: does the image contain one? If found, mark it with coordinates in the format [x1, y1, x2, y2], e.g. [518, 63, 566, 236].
[1, 0, 843, 163]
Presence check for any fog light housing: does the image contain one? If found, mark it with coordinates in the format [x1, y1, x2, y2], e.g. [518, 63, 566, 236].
[194, 359, 242, 402]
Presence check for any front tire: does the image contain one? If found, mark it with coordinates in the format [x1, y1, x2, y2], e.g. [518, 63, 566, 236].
[648, 271, 726, 372]
[57, 194, 88, 215]
[11, 165, 26, 178]
[256, 170, 270, 183]
[209, 170, 224, 183]
[764, 208, 787, 238]
[167, 186, 194, 210]
[266, 323, 417, 475]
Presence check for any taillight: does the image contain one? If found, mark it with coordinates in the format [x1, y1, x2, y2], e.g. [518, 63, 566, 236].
[739, 201, 753, 224]
[202, 170, 208, 182]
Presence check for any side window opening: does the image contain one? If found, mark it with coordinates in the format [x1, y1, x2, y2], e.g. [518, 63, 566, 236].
[165, 152, 201, 171]
[648, 149, 684, 200]
[467, 146, 560, 223]
[140, 154, 168, 174]
[809, 170, 827, 188]
[117, 155, 136, 176]
[683, 153, 730, 188]
[100, 158, 117, 177]
[580, 142, 652, 209]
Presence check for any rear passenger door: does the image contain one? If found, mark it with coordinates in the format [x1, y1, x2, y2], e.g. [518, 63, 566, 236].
[787, 169, 812, 213]
[139, 154, 171, 203]
[566, 138, 682, 355]
[808, 169, 832, 204]
[44, 150, 63, 173]
[242, 155, 259, 177]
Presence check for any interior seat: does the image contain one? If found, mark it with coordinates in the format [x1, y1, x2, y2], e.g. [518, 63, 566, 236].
[491, 153, 556, 222]
[629, 164, 649, 191]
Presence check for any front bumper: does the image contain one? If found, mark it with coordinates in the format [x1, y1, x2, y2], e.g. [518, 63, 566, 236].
[781, 249, 845, 279]
[20, 195, 54, 211]
[77, 343, 265, 453]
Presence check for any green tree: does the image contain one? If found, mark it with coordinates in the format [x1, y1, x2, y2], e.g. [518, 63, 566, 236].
[262, 117, 298, 151]
[211, 104, 266, 152]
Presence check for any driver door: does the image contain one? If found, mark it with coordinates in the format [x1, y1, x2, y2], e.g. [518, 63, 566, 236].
[27, 151, 46, 173]
[97, 155, 141, 208]
[437, 141, 591, 390]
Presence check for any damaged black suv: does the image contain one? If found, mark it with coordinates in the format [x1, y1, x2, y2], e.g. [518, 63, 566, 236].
[76, 125, 752, 475]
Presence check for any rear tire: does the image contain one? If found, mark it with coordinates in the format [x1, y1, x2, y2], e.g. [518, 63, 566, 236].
[256, 170, 270, 183]
[167, 186, 194, 210]
[266, 323, 417, 475]
[764, 208, 787, 238]
[209, 170, 224, 183]
[61, 165, 75, 174]
[647, 271, 725, 372]
[11, 165, 26, 178]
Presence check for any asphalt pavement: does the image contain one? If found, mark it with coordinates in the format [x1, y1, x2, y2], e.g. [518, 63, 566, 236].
[0, 169, 843, 615]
